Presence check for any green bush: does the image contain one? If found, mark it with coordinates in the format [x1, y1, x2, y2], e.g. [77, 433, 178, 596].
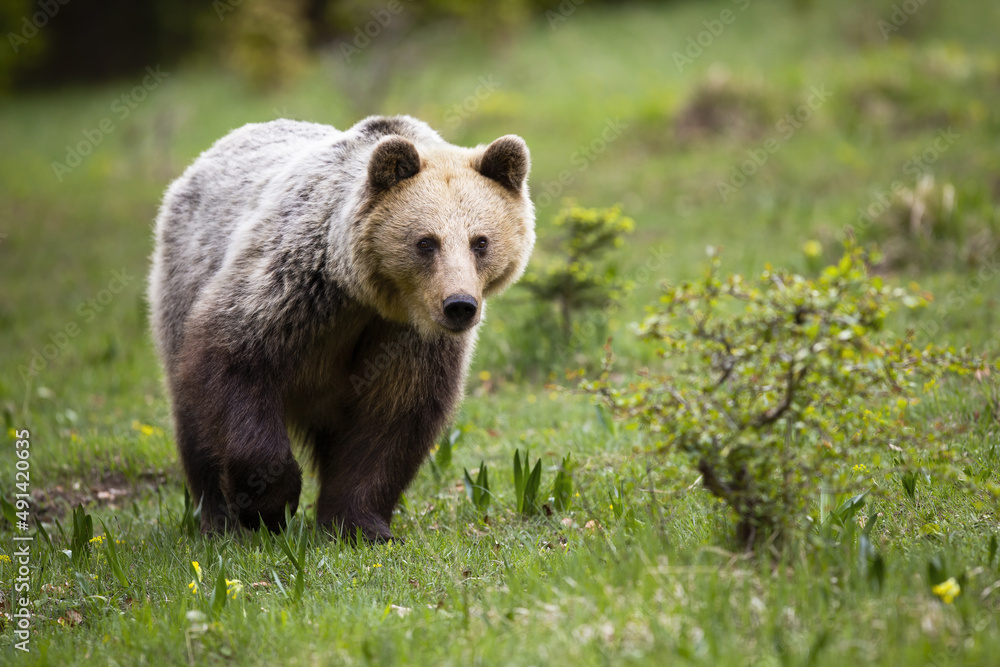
[513, 202, 633, 376]
[584, 243, 996, 550]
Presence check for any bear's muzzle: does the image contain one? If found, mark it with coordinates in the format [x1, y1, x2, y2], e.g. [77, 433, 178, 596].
[442, 294, 479, 331]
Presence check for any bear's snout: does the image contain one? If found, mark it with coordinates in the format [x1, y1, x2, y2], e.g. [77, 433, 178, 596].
[442, 294, 479, 331]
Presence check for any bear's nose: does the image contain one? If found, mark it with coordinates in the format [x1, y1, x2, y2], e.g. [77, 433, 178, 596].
[442, 294, 478, 329]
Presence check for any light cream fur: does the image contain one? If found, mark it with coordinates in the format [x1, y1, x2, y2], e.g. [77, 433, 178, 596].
[355, 141, 535, 338]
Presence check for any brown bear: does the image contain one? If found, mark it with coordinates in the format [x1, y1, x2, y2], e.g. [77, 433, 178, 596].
[147, 115, 534, 540]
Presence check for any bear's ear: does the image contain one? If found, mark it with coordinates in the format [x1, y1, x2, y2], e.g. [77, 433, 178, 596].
[477, 135, 530, 192]
[368, 136, 421, 192]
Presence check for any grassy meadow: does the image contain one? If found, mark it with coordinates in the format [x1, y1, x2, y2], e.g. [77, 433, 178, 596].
[2, 0, 1000, 663]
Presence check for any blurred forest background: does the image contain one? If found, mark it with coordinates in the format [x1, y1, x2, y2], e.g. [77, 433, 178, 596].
[1, 0, 638, 91]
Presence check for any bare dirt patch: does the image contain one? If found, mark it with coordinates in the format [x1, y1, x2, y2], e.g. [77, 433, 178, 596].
[31, 469, 172, 523]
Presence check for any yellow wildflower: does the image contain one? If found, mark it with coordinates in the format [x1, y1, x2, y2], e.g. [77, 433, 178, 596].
[189, 560, 203, 594]
[932, 577, 961, 604]
[89, 536, 105, 545]
[131, 420, 162, 437]
[0, 554, 12, 564]
[225, 578, 243, 599]
[802, 240, 822, 258]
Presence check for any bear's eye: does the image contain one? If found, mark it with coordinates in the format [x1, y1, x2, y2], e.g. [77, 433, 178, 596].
[472, 237, 489, 252]
[417, 237, 437, 252]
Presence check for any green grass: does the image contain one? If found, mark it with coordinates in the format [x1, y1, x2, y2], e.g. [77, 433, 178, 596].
[2, 0, 1000, 663]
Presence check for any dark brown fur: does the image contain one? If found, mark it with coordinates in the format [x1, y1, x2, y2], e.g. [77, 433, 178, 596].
[174, 307, 463, 540]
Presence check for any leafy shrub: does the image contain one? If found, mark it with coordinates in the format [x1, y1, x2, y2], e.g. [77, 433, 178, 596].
[521, 203, 635, 338]
[512, 203, 633, 376]
[583, 243, 996, 550]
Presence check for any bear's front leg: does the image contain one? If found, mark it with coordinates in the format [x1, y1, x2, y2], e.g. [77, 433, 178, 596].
[176, 339, 302, 533]
[313, 338, 464, 541]
[170, 394, 231, 534]
[313, 412, 439, 543]
[220, 408, 303, 533]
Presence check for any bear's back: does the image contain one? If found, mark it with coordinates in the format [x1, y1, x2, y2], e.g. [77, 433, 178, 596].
[148, 119, 343, 365]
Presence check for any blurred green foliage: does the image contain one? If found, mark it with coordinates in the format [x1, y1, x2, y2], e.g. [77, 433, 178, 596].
[326, 0, 545, 35]
[224, 0, 309, 90]
[853, 175, 1000, 271]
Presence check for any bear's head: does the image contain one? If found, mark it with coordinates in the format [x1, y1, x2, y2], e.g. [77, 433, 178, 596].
[355, 132, 535, 337]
